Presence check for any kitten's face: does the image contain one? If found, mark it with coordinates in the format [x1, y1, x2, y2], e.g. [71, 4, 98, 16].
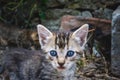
[37, 24, 89, 71]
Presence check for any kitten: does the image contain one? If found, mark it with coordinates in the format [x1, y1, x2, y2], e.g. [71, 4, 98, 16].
[2, 24, 89, 80]
[37, 24, 89, 80]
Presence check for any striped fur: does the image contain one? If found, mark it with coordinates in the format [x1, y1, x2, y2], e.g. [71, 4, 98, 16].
[37, 24, 89, 80]
[55, 32, 70, 49]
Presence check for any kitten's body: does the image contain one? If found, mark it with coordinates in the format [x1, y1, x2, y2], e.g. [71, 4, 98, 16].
[3, 48, 57, 80]
[3, 49, 75, 80]
[2, 24, 89, 80]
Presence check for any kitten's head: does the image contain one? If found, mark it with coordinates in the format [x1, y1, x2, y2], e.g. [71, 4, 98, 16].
[37, 24, 89, 71]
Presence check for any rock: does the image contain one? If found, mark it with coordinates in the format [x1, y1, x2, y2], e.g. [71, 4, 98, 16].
[103, 8, 113, 20]
[111, 6, 120, 77]
[59, 15, 93, 32]
[43, 9, 82, 31]
[59, 15, 111, 33]
[93, 8, 113, 20]
[67, 0, 97, 10]
[56, 0, 69, 5]
[81, 11, 92, 18]
[46, 0, 61, 8]
[93, 8, 104, 19]
[45, 9, 81, 19]
[41, 19, 60, 31]
[60, 15, 84, 32]
[0, 65, 4, 74]
[45, 0, 119, 10]
[67, 3, 81, 9]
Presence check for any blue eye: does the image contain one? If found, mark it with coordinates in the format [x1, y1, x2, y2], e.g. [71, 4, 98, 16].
[66, 50, 75, 57]
[50, 50, 57, 56]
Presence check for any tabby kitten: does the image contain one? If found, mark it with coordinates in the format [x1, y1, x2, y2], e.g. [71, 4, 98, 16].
[37, 24, 89, 80]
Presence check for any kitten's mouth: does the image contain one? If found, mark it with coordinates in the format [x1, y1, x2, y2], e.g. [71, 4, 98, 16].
[57, 66, 65, 70]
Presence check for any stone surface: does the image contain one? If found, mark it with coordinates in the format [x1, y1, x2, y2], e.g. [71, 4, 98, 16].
[111, 6, 120, 77]
[40, 0, 119, 31]
[45, 9, 81, 19]
[81, 11, 92, 18]
[45, 0, 119, 10]
[41, 19, 60, 31]
[46, 0, 61, 8]
[44, 9, 92, 31]
[56, 0, 69, 5]
[42, 9, 82, 31]
[93, 8, 113, 20]
[59, 15, 111, 34]
[103, 8, 113, 20]
[60, 15, 86, 32]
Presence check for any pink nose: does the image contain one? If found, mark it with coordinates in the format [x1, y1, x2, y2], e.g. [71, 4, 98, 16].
[58, 62, 65, 67]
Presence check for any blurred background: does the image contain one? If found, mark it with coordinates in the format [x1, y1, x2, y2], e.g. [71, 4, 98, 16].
[0, 0, 118, 49]
[0, 0, 119, 29]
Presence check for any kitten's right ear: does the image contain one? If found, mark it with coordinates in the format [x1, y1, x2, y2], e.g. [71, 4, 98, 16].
[72, 24, 89, 47]
[37, 24, 53, 48]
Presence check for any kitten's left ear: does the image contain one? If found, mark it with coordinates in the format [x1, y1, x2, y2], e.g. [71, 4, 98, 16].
[72, 24, 89, 47]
